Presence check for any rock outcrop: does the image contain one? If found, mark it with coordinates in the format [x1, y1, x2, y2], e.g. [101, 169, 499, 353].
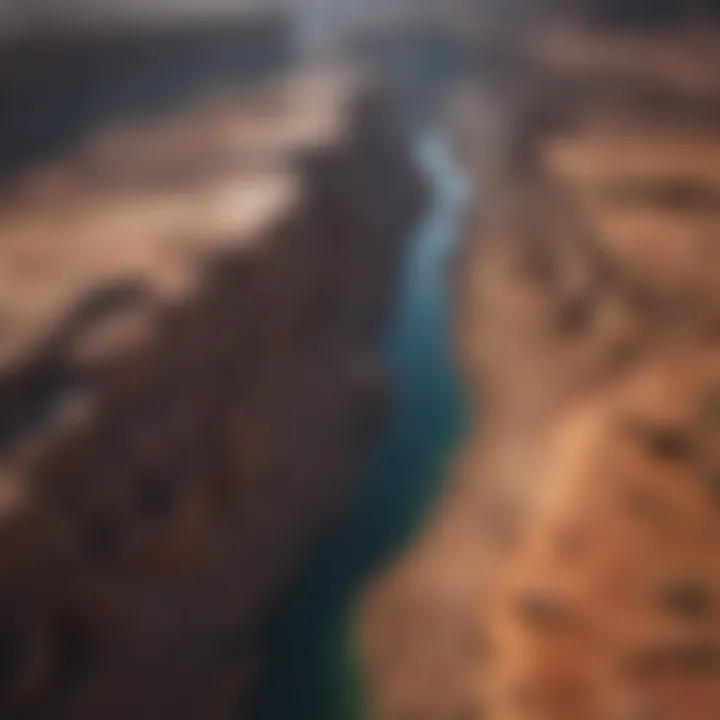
[0, 68, 423, 719]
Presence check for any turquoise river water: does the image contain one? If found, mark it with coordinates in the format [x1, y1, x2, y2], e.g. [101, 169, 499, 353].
[252, 128, 471, 720]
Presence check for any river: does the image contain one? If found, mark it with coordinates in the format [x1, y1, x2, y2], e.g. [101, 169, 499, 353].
[251, 127, 471, 719]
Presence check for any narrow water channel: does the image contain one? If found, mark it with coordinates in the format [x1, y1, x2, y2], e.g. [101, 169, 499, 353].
[252, 127, 471, 720]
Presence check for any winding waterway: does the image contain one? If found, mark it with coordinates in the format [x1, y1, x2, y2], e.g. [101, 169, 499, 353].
[252, 127, 471, 719]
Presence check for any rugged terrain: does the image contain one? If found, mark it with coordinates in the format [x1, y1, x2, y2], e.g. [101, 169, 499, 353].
[0, 65, 423, 719]
[360, 21, 720, 720]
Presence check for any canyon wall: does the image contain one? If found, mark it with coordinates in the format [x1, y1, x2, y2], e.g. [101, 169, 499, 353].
[360, 14, 720, 720]
[0, 68, 423, 719]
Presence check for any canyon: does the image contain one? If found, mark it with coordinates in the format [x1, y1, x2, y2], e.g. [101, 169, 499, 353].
[1, 2, 720, 719]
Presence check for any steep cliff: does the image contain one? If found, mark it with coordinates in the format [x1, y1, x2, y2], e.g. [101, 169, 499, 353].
[0, 68, 423, 719]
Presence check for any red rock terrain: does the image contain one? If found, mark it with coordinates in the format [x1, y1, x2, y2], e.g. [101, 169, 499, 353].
[359, 17, 720, 720]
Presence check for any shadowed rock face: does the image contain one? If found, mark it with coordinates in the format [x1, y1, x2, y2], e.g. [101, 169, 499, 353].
[0, 65, 424, 719]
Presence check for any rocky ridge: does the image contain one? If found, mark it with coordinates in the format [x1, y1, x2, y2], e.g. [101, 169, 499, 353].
[0, 67, 423, 719]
